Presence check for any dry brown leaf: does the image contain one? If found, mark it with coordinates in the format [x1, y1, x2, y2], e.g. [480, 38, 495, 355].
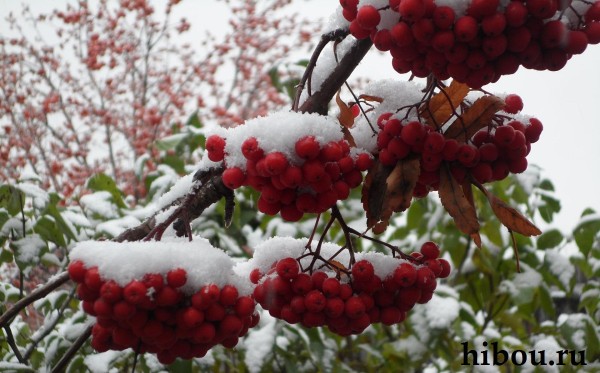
[336, 90, 355, 129]
[362, 161, 392, 229]
[420, 80, 470, 128]
[438, 166, 480, 235]
[357, 94, 384, 103]
[445, 95, 505, 142]
[471, 232, 483, 249]
[341, 126, 356, 147]
[382, 158, 420, 216]
[363, 159, 420, 234]
[487, 194, 542, 237]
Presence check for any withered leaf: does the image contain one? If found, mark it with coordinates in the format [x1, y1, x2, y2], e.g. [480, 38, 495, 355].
[357, 94, 384, 103]
[336, 90, 355, 129]
[381, 158, 421, 217]
[438, 166, 480, 235]
[420, 80, 470, 129]
[445, 95, 505, 142]
[471, 232, 482, 249]
[362, 161, 392, 229]
[487, 194, 542, 237]
[363, 158, 420, 234]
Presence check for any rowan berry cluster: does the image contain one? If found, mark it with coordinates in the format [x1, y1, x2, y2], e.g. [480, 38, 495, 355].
[341, 0, 600, 88]
[68, 262, 258, 364]
[250, 241, 450, 336]
[376, 103, 542, 198]
[206, 134, 373, 221]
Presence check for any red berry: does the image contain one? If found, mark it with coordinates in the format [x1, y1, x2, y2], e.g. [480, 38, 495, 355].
[505, 1, 528, 27]
[525, 118, 543, 143]
[504, 94, 523, 114]
[355, 153, 373, 171]
[457, 143, 479, 166]
[433, 6, 455, 30]
[393, 262, 417, 287]
[84, 267, 103, 291]
[112, 301, 135, 321]
[454, 16, 479, 42]
[494, 125, 516, 146]
[167, 268, 187, 288]
[325, 297, 345, 318]
[264, 152, 288, 176]
[424, 132, 446, 153]
[222, 167, 246, 189]
[220, 284, 239, 307]
[344, 296, 366, 319]
[304, 290, 327, 313]
[468, 0, 500, 18]
[276, 257, 300, 280]
[420, 241, 440, 259]
[399, 0, 426, 21]
[415, 267, 437, 290]
[156, 286, 180, 306]
[241, 137, 264, 161]
[321, 278, 341, 298]
[291, 273, 313, 295]
[68, 260, 87, 283]
[206, 135, 226, 162]
[482, 13, 506, 36]
[100, 280, 122, 303]
[249, 268, 262, 284]
[281, 204, 304, 222]
[123, 280, 148, 305]
[356, 5, 380, 30]
[181, 307, 204, 328]
[390, 22, 414, 47]
[401, 121, 426, 145]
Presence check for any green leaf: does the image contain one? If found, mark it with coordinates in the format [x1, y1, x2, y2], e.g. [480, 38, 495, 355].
[537, 229, 563, 250]
[573, 209, 600, 256]
[186, 112, 202, 129]
[161, 154, 186, 174]
[34, 216, 67, 247]
[155, 133, 188, 151]
[0, 184, 25, 216]
[86, 173, 127, 209]
[538, 194, 561, 223]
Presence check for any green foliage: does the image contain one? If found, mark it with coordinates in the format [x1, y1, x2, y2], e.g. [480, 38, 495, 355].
[1, 118, 599, 372]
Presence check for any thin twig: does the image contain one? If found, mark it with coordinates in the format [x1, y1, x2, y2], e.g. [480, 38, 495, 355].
[51, 323, 93, 373]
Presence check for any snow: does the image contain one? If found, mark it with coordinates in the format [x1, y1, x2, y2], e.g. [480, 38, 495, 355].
[79, 191, 120, 219]
[16, 182, 49, 209]
[12, 234, 46, 264]
[61, 210, 92, 229]
[237, 236, 418, 282]
[83, 350, 122, 373]
[95, 215, 141, 238]
[544, 248, 575, 289]
[420, 293, 460, 329]
[298, 37, 356, 106]
[156, 172, 195, 209]
[323, 6, 349, 33]
[215, 110, 366, 170]
[242, 313, 278, 373]
[557, 313, 591, 350]
[393, 334, 427, 357]
[69, 237, 253, 296]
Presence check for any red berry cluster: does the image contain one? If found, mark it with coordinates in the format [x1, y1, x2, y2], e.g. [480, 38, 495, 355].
[250, 242, 450, 336]
[341, 0, 600, 88]
[206, 134, 373, 221]
[376, 108, 542, 198]
[68, 261, 258, 365]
